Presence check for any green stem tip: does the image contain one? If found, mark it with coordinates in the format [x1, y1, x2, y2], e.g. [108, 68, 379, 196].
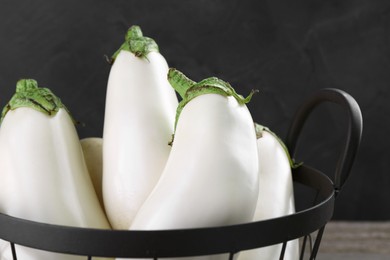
[110, 25, 159, 62]
[0, 79, 73, 124]
[167, 68, 258, 133]
[167, 68, 196, 98]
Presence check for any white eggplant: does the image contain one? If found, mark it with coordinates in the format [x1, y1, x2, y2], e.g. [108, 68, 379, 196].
[0, 241, 7, 260]
[129, 69, 259, 260]
[102, 25, 178, 229]
[81, 137, 104, 209]
[238, 124, 299, 260]
[0, 80, 111, 260]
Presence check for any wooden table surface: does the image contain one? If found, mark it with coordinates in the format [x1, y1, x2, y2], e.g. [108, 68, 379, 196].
[316, 221, 390, 259]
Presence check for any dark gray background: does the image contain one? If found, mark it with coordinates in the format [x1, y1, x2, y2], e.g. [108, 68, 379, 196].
[0, 0, 388, 220]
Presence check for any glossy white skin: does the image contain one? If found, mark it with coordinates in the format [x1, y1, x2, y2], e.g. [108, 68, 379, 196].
[0, 108, 111, 260]
[81, 137, 104, 209]
[103, 50, 178, 230]
[0, 242, 7, 260]
[238, 131, 299, 260]
[128, 94, 259, 260]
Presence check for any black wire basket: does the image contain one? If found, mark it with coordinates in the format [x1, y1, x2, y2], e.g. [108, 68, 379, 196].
[0, 88, 363, 260]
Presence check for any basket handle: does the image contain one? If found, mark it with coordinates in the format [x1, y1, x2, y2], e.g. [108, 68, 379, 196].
[285, 88, 363, 196]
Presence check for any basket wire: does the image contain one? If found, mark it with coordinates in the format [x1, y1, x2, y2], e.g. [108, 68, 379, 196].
[0, 88, 363, 259]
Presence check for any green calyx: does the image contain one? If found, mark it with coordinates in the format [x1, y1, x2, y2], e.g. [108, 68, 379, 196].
[254, 123, 302, 169]
[0, 79, 72, 124]
[110, 25, 159, 62]
[168, 68, 258, 133]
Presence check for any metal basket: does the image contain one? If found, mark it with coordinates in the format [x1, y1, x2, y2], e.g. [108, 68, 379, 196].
[0, 88, 363, 259]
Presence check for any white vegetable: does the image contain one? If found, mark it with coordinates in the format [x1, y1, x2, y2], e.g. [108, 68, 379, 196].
[102, 25, 178, 229]
[80, 137, 104, 209]
[238, 124, 299, 260]
[129, 69, 259, 260]
[0, 241, 7, 260]
[0, 80, 111, 260]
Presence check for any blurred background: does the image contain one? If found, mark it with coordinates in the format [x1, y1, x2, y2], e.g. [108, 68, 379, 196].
[0, 0, 388, 221]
